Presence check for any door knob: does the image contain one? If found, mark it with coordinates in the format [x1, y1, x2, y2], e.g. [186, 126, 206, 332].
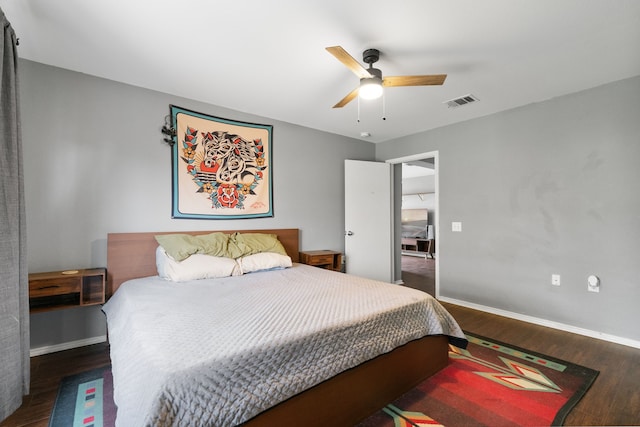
[345, 231, 354, 236]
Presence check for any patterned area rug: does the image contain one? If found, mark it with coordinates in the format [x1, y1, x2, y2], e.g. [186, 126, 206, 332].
[358, 333, 599, 426]
[49, 333, 598, 427]
[49, 365, 115, 427]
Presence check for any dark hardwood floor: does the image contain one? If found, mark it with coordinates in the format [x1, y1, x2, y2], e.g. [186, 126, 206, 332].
[401, 253, 436, 296]
[1, 343, 111, 427]
[3, 258, 639, 426]
[443, 303, 640, 426]
[401, 254, 640, 426]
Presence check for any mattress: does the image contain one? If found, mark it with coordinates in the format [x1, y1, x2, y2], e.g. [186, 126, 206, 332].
[103, 263, 466, 426]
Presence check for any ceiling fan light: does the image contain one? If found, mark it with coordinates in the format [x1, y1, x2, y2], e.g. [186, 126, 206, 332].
[359, 77, 383, 100]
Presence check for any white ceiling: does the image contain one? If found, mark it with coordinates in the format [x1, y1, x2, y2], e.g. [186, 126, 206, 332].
[3, 0, 639, 143]
[402, 162, 434, 179]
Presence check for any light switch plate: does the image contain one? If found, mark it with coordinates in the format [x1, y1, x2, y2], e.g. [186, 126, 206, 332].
[452, 222, 462, 232]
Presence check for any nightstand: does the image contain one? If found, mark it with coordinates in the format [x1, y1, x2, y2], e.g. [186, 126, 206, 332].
[29, 268, 106, 313]
[299, 250, 342, 272]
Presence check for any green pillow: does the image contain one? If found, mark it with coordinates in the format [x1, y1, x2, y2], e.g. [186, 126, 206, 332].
[154, 234, 202, 261]
[231, 232, 288, 257]
[155, 232, 232, 261]
[196, 232, 234, 257]
[155, 232, 287, 261]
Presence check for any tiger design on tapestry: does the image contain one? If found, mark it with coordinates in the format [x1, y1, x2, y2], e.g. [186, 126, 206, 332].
[180, 127, 266, 210]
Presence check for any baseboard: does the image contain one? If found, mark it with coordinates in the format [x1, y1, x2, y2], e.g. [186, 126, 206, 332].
[30, 335, 108, 357]
[401, 251, 427, 258]
[439, 296, 640, 350]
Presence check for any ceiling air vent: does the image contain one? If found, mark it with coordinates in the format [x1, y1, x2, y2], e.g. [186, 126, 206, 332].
[443, 94, 479, 108]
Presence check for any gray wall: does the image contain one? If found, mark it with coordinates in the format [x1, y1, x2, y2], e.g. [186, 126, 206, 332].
[20, 60, 374, 350]
[377, 75, 640, 343]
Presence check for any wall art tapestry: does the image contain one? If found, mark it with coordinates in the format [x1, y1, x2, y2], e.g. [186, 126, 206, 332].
[168, 105, 273, 219]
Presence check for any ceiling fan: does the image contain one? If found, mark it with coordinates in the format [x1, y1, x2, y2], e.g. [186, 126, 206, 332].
[326, 46, 447, 108]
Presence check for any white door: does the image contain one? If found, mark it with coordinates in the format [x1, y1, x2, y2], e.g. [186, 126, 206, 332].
[344, 159, 393, 282]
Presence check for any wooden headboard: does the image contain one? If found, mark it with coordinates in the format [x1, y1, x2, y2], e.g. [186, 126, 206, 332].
[106, 228, 299, 297]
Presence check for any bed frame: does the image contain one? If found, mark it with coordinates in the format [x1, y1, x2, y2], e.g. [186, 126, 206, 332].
[106, 228, 449, 426]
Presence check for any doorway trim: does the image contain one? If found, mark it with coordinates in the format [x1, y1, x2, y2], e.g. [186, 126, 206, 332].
[385, 151, 440, 297]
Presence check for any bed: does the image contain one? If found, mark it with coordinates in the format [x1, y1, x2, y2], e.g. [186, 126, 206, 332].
[104, 228, 466, 426]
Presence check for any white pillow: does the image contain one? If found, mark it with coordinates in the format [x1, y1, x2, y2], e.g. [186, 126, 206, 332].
[156, 246, 241, 282]
[238, 252, 292, 274]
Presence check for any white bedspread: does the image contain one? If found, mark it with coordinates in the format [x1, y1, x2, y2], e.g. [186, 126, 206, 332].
[103, 263, 465, 426]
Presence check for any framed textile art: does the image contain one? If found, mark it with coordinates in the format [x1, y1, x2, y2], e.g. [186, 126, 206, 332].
[168, 105, 273, 219]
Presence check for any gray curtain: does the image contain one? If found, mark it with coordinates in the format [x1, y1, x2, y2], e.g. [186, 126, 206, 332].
[0, 7, 29, 423]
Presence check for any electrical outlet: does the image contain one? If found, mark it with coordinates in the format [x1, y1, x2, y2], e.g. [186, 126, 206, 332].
[551, 274, 561, 286]
[452, 222, 462, 232]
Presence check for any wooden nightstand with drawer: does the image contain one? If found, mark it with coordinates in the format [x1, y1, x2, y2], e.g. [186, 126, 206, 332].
[28, 268, 106, 313]
[299, 250, 342, 272]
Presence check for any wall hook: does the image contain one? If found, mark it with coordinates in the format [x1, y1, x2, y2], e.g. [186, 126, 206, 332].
[161, 115, 176, 146]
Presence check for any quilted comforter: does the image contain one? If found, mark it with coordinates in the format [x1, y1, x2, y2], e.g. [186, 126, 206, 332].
[103, 263, 465, 426]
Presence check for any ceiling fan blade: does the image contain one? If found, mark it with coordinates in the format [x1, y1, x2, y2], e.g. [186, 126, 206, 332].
[383, 74, 447, 87]
[326, 46, 372, 79]
[333, 87, 359, 108]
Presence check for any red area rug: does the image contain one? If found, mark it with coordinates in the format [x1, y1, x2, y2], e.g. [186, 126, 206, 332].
[358, 333, 598, 427]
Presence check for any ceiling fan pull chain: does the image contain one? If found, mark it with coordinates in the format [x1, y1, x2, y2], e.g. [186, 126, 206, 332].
[382, 92, 387, 121]
[357, 95, 361, 123]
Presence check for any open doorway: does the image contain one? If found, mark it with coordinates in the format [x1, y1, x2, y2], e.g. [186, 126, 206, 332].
[399, 160, 436, 295]
[386, 151, 439, 297]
